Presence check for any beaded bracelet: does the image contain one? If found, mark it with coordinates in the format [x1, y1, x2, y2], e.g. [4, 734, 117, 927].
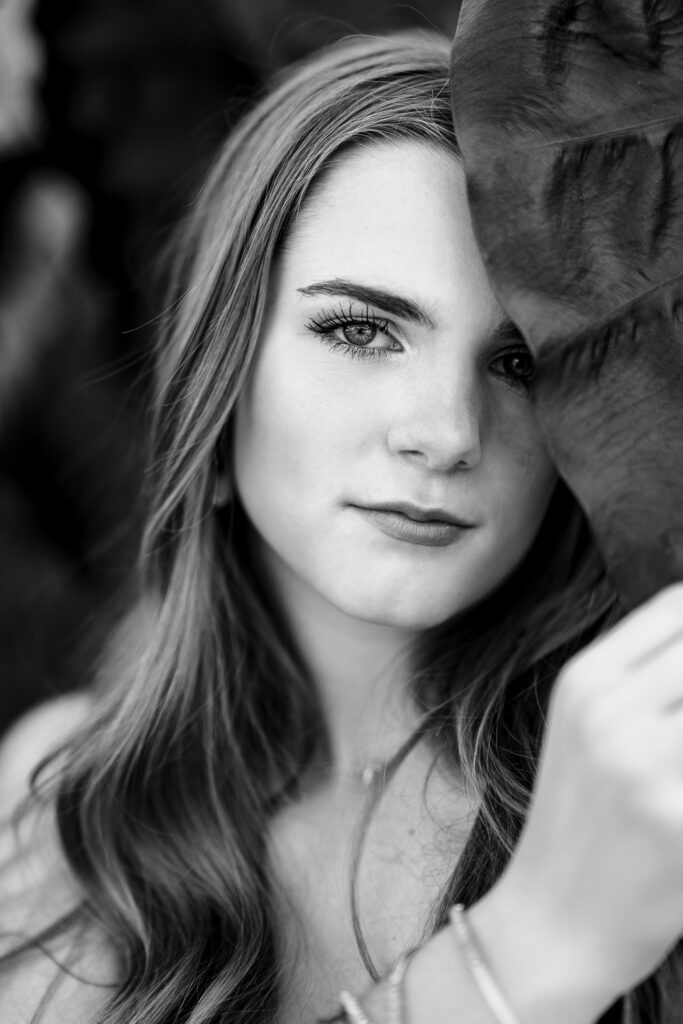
[449, 904, 521, 1024]
[386, 946, 419, 1024]
[338, 945, 418, 1024]
[339, 988, 376, 1024]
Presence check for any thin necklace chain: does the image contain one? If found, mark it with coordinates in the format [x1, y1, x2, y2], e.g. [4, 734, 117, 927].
[308, 755, 392, 788]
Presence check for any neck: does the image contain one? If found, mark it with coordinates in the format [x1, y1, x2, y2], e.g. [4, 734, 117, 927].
[261, 547, 421, 776]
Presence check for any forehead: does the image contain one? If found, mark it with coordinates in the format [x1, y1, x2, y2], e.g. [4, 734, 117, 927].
[279, 140, 502, 323]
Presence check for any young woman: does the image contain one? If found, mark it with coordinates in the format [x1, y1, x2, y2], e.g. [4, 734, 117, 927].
[2, 27, 683, 1024]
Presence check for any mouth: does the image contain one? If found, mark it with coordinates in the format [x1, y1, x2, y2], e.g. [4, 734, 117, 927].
[351, 502, 476, 548]
[357, 501, 476, 527]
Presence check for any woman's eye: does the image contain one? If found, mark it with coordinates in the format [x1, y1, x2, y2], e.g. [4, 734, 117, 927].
[305, 309, 401, 359]
[490, 348, 535, 388]
[340, 322, 379, 346]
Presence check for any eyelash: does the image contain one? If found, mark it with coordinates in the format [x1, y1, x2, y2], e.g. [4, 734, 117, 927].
[304, 304, 535, 388]
[489, 348, 535, 392]
[305, 304, 397, 360]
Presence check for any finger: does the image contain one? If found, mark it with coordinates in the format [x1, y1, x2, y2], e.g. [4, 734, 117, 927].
[616, 633, 683, 713]
[578, 583, 683, 674]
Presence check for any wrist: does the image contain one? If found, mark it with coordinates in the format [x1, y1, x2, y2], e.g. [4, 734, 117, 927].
[362, 886, 624, 1024]
[466, 887, 620, 1024]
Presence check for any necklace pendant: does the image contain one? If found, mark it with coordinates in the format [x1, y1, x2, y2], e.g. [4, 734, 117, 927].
[360, 762, 384, 787]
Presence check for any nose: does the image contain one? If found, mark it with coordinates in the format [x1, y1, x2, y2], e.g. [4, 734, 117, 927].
[386, 358, 484, 472]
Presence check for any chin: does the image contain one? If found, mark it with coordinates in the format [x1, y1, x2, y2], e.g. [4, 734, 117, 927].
[332, 582, 477, 632]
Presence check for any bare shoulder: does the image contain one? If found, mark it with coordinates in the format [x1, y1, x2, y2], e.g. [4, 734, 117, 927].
[0, 936, 116, 1024]
[0, 694, 93, 815]
[0, 809, 119, 1023]
[0, 699, 118, 1022]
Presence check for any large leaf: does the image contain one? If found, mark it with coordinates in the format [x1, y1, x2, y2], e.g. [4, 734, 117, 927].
[450, 1, 683, 609]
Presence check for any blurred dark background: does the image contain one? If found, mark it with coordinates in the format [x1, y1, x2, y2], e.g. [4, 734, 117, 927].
[0, 0, 461, 741]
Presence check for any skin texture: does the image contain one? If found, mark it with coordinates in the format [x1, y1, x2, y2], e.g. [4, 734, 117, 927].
[231, 139, 556, 1020]
[233, 142, 557, 636]
[450, 0, 683, 608]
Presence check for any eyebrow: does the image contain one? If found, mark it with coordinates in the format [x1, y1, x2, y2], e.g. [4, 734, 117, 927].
[297, 278, 437, 329]
[297, 277, 525, 342]
[491, 316, 525, 341]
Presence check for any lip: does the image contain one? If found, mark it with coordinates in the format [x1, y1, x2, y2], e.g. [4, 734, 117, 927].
[352, 502, 476, 548]
[359, 501, 476, 527]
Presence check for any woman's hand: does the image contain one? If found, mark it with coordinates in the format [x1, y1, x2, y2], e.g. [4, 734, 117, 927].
[468, 582, 683, 1020]
[364, 585, 683, 1024]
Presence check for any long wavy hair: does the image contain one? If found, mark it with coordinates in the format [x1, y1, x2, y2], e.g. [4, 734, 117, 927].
[3, 28, 679, 1024]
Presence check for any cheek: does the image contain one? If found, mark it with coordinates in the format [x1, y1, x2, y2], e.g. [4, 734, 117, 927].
[499, 429, 557, 538]
[233, 365, 304, 509]
[479, 389, 556, 552]
[232, 343, 359, 514]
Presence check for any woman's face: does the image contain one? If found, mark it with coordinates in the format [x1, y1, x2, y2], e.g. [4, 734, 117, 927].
[233, 141, 557, 630]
